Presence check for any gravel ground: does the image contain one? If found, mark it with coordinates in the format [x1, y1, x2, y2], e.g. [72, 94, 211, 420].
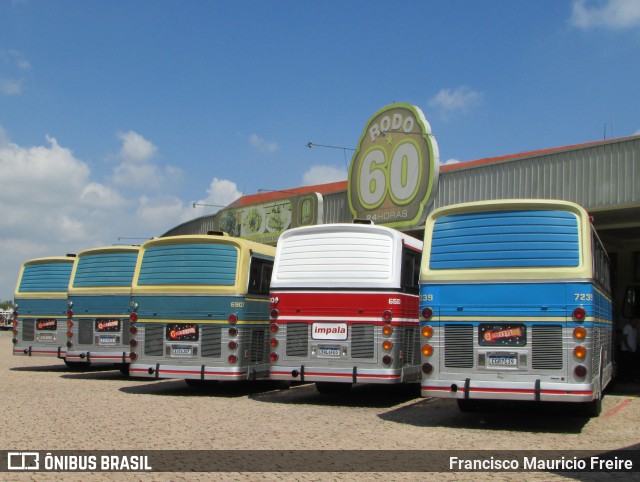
[1, 330, 639, 481]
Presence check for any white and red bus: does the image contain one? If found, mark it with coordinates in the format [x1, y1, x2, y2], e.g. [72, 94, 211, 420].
[268, 222, 423, 393]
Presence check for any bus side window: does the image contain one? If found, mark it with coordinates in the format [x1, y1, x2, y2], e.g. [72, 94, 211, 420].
[248, 258, 273, 296]
[401, 248, 420, 295]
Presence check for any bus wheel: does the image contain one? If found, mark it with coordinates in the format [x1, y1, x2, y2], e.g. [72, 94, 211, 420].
[583, 380, 603, 417]
[185, 379, 218, 389]
[315, 382, 352, 394]
[64, 359, 90, 370]
[116, 364, 129, 377]
[456, 399, 478, 412]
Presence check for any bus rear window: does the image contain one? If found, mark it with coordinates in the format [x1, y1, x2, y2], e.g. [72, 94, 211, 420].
[138, 243, 238, 286]
[430, 210, 580, 270]
[73, 252, 138, 287]
[19, 262, 73, 292]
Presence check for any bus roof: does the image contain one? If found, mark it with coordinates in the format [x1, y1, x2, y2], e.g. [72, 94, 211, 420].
[271, 223, 422, 290]
[68, 245, 141, 295]
[131, 234, 275, 295]
[421, 199, 594, 282]
[14, 256, 76, 299]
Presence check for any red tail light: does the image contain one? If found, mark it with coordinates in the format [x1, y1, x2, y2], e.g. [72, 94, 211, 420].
[228, 313, 238, 324]
[270, 323, 279, 334]
[270, 338, 279, 348]
[228, 327, 238, 337]
[269, 352, 278, 362]
[228, 354, 238, 364]
[12, 338, 17, 344]
[228, 341, 238, 350]
[67, 309, 73, 318]
[129, 352, 138, 361]
[66, 330, 72, 338]
[574, 365, 587, 377]
[130, 312, 138, 322]
[130, 325, 138, 335]
[422, 363, 434, 374]
[382, 355, 392, 364]
[382, 310, 392, 322]
[67, 320, 73, 328]
[573, 307, 586, 321]
[422, 307, 433, 319]
[130, 339, 138, 348]
[270, 309, 279, 320]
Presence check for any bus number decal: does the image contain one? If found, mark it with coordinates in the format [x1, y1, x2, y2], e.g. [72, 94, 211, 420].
[573, 294, 593, 302]
[389, 298, 401, 305]
[231, 301, 245, 308]
[421, 294, 434, 302]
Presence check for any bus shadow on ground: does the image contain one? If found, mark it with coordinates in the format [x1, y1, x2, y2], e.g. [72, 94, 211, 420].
[60, 367, 130, 380]
[378, 397, 590, 434]
[118, 379, 290, 398]
[10, 363, 113, 374]
[250, 382, 422, 409]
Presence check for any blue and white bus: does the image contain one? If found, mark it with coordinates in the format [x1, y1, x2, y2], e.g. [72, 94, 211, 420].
[128, 233, 275, 386]
[13, 256, 76, 362]
[65, 245, 140, 371]
[419, 199, 613, 416]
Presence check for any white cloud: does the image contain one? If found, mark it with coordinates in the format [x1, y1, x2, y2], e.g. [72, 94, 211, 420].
[429, 86, 483, 114]
[192, 177, 243, 215]
[0, 127, 209, 301]
[441, 158, 461, 165]
[249, 134, 279, 153]
[111, 130, 182, 190]
[0, 78, 22, 95]
[301, 165, 347, 186]
[570, 0, 640, 29]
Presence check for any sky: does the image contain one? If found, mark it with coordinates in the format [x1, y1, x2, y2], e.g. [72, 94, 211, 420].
[1, 0, 640, 300]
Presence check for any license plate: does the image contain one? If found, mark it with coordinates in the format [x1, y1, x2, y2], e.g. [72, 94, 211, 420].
[36, 333, 55, 342]
[487, 354, 518, 367]
[318, 345, 340, 357]
[172, 346, 193, 357]
[99, 335, 117, 345]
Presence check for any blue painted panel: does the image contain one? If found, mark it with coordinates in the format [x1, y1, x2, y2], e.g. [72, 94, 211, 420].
[18, 262, 73, 292]
[17, 298, 69, 316]
[138, 243, 238, 286]
[68, 294, 132, 314]
[430, 210, 580, 269]
[133, 295, 269, 322]
[72, 252, 138, 287]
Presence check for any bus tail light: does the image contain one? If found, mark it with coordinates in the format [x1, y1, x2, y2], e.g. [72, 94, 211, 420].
[270, 338, 279, 348]
[382, 340, 393, 351]
[382, 324, 393, 336]
[66, 341, 73, 348]
[270, 323, 279, 334]
[382, 355, 392, 365]
[130, 339, 138, 348]
[67, 309, 73, 319]
[269, 352, 278, 362]
[228, 313, 238, 324]
[422, 307, 433, 320]
[270, 309, 279, 320]
[12, 337, 17, 344]
[422, 344, 433, 356]
[574, 365, 587, 378]
[382, 310, 392, 322]
[228, 327, 238, 337]
[422, 362, 434, 374]
[573, 327, 587, 340]
[67, 320, 73, 328]
[129, 352, 137, 361]
[573, 307, 586, 321]
[228, 341, 238, 350]
[228, 354, 238, 364]
[421, 325, 433, 338]
[130, 325, 138, 335]
[66, 330, 73, 338]
[574, 346, 587, 359]
[12, 328, 18, 336]
[130, 312, 138, 322]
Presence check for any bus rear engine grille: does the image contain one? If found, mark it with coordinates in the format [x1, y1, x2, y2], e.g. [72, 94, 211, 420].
[201, 325, 222, 358]
[286, 323, 309, 357]
[144, 323, 164, 356]
[351, 324, 374, 359]
[531, 325, 563, 370]
[444, 324, 474, 368]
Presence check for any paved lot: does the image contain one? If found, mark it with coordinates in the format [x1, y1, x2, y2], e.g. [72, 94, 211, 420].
[1, 330, 639, 481]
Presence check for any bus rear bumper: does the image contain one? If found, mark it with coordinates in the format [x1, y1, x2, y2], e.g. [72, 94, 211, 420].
[129, 362, 268, 381]
[270, 365, 403, 384]
[65, 350, 130, 364]
[13, 346, 66, 358]
[421, 379, 595, 403]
